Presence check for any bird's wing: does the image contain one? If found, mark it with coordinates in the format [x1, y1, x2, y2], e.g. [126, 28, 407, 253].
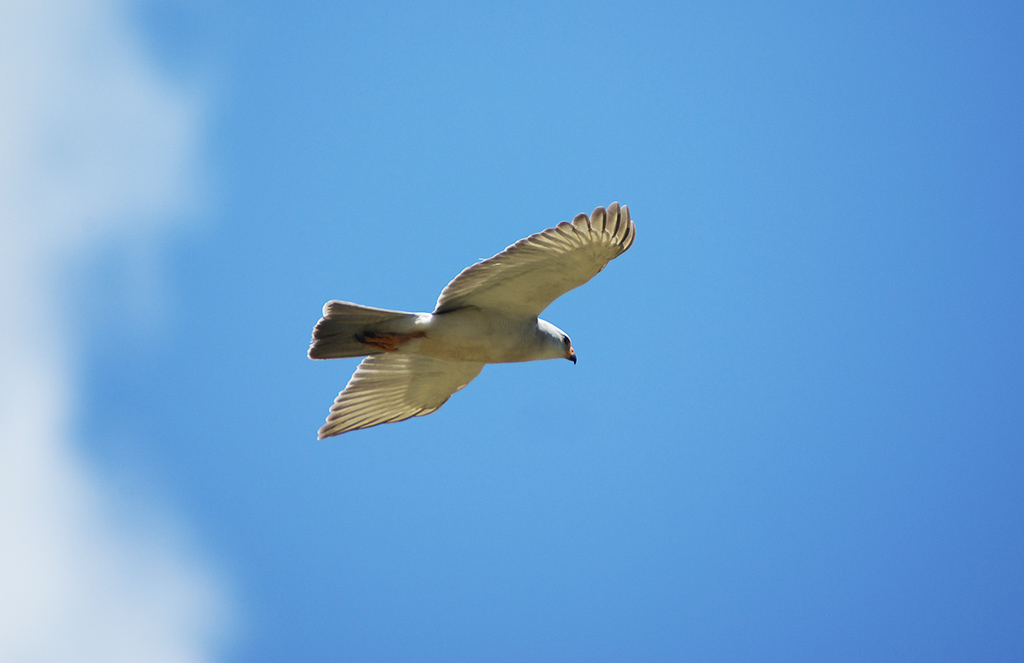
[318, 354, 484, 438]
[434, 202, 636, 318]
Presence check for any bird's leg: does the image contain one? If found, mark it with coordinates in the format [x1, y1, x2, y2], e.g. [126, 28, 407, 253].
[357, 331, 426, 352]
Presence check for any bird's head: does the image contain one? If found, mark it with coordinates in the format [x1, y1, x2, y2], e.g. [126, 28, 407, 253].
[536, 319, 576, 364]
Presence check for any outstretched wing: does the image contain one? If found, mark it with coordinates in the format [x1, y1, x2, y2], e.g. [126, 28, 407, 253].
[434, 202, 636, 318]
[318, 354, 484, 438]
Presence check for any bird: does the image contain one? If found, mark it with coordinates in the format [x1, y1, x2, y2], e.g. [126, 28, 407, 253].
[308, 202, 636, 438]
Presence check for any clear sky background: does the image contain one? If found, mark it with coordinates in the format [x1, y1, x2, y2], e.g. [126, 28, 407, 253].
[2, 1, 1022, 661]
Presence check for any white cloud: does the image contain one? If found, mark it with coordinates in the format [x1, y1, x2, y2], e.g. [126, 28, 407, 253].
[0, 1, 230, 661]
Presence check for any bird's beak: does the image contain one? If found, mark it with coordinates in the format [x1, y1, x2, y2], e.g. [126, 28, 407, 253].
[567, 347, 577, 364]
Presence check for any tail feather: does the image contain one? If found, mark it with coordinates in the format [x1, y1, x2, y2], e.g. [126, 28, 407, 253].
[308, 300, 417, 359]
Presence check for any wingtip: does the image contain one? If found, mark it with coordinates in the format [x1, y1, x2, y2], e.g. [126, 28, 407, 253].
[590, 205, 607, 233]
[616, 203, 635, 252]
[318, 423, 344, 439]
[592, 201, 635, 253]
[604, 202, 622, 236]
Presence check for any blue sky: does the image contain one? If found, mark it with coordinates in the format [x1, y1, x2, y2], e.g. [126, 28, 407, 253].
[3, 1, 1023, 661]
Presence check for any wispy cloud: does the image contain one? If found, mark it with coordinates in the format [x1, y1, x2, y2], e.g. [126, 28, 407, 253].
[0, 1, 229, 661]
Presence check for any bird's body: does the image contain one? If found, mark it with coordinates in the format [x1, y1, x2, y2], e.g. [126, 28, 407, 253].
[309, 202, 635, 438]
[418, 309, 569, 364]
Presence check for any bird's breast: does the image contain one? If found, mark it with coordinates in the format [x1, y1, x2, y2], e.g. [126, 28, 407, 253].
[412, 308, 536, 364]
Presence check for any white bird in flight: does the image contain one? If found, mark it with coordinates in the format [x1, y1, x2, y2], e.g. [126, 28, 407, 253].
[308, 202, 636, 438]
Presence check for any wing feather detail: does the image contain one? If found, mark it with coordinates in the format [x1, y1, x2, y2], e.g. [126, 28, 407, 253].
[318, 354, 484, 438]
[434, 202, 636, 317]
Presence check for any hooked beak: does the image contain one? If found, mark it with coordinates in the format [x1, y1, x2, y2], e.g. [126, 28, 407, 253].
[567, 347, 577, 364]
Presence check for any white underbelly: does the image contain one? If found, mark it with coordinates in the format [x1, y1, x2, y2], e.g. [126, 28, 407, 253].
[408, 308, 535, 364]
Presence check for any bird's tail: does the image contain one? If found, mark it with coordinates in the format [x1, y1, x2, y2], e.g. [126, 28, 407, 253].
[308, 300, 420, 359]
